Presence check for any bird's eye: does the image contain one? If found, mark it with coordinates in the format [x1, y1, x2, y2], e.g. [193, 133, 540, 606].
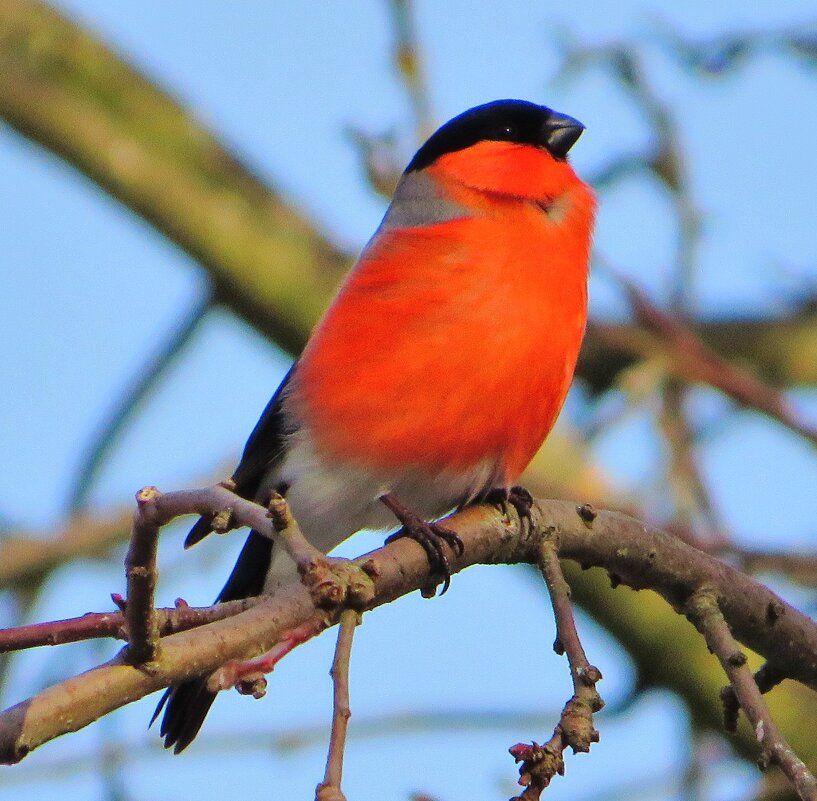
[501, 124, 515, 137]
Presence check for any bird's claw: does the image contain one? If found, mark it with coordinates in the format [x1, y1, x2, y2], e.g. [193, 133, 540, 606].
[381, 494, 464, 596]
[385, 520, 463, 595]
[487, 485, 535, 531]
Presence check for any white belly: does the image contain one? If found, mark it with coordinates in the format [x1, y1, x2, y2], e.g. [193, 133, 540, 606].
[260, 426, 502, 592]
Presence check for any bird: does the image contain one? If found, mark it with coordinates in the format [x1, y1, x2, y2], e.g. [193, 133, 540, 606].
[154, 99, 596, 752]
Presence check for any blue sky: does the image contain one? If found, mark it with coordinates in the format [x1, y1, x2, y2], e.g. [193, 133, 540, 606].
[2, 2, 816, 800]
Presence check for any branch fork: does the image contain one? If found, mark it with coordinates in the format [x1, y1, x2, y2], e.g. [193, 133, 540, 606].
[4, 489, 817, 801]
[267, 492, 377, 612]
[130, 486, 368, 799]
[267, 495, 364, 800]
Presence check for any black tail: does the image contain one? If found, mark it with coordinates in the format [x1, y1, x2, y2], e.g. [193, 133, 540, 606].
[153, 530, 274, 752]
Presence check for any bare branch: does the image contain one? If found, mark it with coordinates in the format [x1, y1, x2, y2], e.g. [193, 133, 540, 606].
[658, 378, 726, 540]
[650, 18, 817, 76]
[68, 293, 211, 514]
[1, 491, 816, 786]
[686, 589, 817, 801]
[733, 550, 817, 587]
[0, 599, 257, 653]
[386, 0, 435, 141]
[268, 491, 325, 570]
[579, 307, 817, 397]
[539, 541, 604, 743]
[268, 493, 377, 610]
[510, 540, 604, 799]
[0, 510, 133, 588]
[317, 608, 360, 801]
[124, 487, 163, 664]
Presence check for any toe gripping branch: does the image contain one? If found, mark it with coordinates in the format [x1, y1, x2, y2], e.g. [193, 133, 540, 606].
[487, 485, 535, 530]
[380, 493, 464, 597]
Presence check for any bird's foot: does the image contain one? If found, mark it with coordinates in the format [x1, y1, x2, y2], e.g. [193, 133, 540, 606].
[486, 485, 535, 531]
[381, 494, 464, 597]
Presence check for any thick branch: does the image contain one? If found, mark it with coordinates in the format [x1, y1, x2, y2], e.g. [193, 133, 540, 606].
[1, 494, 816, 768]
[0, 0, 347, 354]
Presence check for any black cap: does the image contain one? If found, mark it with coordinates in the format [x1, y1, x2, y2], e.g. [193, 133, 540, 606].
[406, 99, 585, 173]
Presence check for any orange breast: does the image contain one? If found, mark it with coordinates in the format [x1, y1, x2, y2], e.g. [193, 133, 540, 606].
[292, 185, 593, 484]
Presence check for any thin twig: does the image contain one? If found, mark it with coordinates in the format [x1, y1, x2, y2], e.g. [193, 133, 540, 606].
[386, 0, 435, 140]
[539, 543, 603, 719]
[346, 0, 435, 203]
[268, 492, 377, 611]
[203, 497, 372, 699]
[720, 662, 787, 734]
[651, 18, 817, 76]
[591, 37, 724, 546]
[124, 486, 163, 663]
[130, 483, 278, 538]
[0, 598, 259, 653]
[317, 608, 360, 801]
[510, 540, 604, 799]
[687, 588, 817, 801]
[267, 491, 324, 570]
[207, 617, 330, 695]
[659, 378, 727, 542]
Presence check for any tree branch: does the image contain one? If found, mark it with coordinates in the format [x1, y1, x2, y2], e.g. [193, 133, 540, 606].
[124, 487, 164, 664]
[317, 608, 359, 801]
[686, 589, 817, 801]
[579, 308, 817, 396]
[621, 280, 817, 449]
[1, 489, 816, 801]
[0, 510, 133, 589]
[0, 599, 259, 653]
[68, 293, 212, 514]
[510, 541, 604, 799]
[0, 0, 347, 355]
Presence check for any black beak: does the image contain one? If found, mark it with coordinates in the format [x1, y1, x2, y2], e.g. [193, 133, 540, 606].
[542, 111, 585, 159]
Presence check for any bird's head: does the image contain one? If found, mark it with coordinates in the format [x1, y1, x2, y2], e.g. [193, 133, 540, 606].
[406, 99, 587, 202]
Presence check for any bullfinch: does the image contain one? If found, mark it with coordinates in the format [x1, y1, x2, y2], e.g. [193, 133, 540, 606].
[156, 99, 595, 751]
